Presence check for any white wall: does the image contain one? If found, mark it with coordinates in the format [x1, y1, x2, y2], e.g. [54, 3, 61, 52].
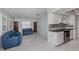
[47, 12, 56, 44]
[76, 16, 79, 39]
[37, 12, 48, 39]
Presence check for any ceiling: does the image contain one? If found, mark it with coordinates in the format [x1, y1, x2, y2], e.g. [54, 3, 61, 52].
[0, 8, 76, 19]
[67, 8, 79, 15]
[0, 8, 47, 19]
[53, 8, 75, 15]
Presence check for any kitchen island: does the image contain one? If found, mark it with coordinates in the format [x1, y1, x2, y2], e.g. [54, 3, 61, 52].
[48, 23, 73, 46]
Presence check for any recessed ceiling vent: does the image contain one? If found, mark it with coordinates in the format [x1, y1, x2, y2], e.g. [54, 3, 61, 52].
[36, 13, 40, 16]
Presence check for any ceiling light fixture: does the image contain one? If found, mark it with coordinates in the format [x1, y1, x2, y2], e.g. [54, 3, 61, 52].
[67, 8, 79, 15]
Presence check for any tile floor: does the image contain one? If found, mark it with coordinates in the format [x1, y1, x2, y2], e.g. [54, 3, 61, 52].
[1, 33, 79, 51]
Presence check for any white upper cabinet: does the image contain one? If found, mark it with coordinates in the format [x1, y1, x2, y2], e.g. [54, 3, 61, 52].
[54, 14, 69, 24]
[48, 12, 69, 24]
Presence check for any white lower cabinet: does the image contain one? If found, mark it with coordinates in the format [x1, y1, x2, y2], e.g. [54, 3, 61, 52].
[48, 31, 64, 46]
[57, 32, 64, 45]
[70, 30, 73, 40]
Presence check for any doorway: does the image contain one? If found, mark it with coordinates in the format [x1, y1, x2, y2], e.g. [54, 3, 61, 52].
[13, 22, 19, 32]
[33, 22, 37, 32]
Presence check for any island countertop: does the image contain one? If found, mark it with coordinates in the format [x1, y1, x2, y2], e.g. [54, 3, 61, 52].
[49, 28, 73, 32]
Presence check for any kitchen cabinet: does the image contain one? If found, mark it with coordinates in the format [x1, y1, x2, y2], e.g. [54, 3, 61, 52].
[48, 29, 73, 46]
[54, 14, 69, 24]
[57, 32, 64, 45]
[48, 31, 64, 46]
[70, 30, 73, 40]
[48, 13, 74, 46]
[48, 13, 69, 24]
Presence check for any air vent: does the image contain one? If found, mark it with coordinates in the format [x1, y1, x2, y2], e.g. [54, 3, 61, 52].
[36, 13, 40, 16]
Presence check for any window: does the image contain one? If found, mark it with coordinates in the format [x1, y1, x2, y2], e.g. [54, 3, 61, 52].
[22, 22, 31, 29]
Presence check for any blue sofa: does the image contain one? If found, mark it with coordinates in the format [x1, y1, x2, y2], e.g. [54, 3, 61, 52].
[22, 28, 33, 35]
[1, 31, 22, 49]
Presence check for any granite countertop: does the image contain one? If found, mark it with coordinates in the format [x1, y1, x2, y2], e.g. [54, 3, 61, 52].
[49, 23, 73, 32]
[49, 28, 73, 32]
